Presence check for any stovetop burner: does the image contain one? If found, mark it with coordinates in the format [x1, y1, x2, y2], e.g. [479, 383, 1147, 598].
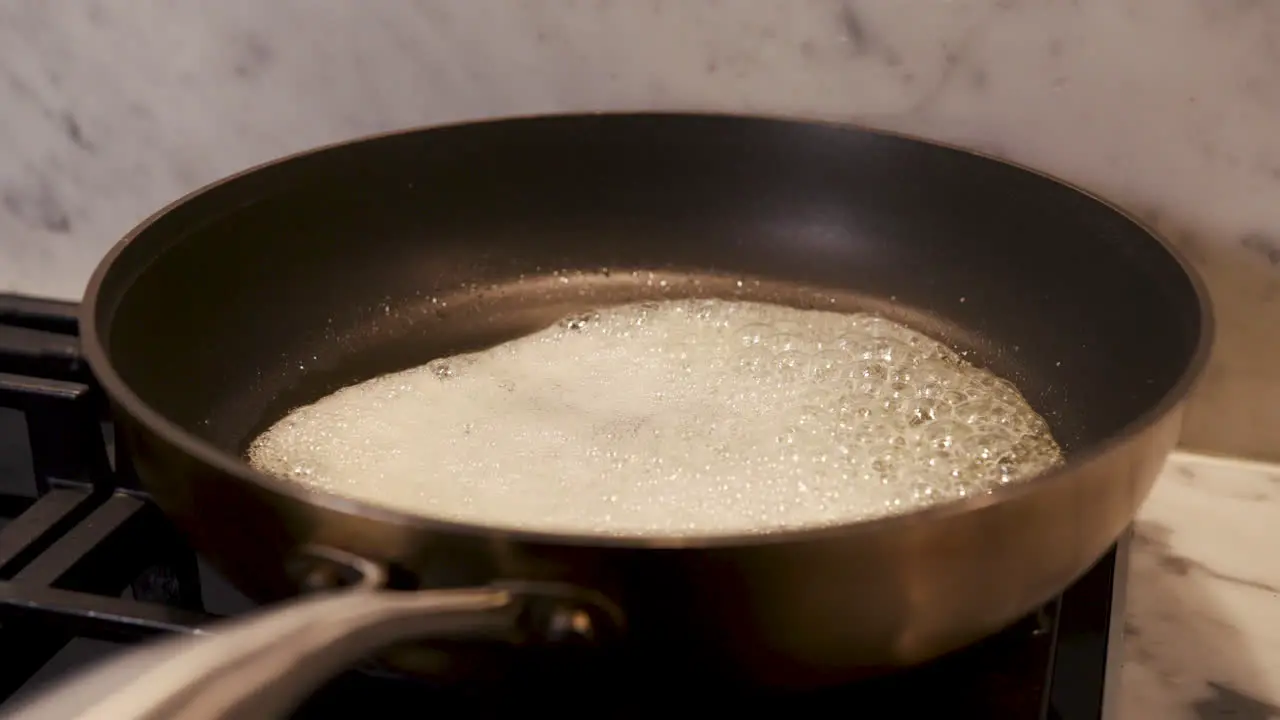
[0, 293, 1125, 719]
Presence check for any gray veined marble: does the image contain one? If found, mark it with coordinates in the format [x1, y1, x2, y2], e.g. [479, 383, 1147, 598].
[1126, 454, 1280, 719]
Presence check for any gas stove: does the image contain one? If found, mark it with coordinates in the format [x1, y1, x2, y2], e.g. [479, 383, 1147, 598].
[0, 292, 1126, 719]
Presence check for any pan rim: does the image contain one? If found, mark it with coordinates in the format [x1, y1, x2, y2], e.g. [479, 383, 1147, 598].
[79, 111, 1216, 551]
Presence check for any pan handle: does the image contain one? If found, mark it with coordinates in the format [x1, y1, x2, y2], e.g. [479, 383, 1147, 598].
[5, 548, 622, 720]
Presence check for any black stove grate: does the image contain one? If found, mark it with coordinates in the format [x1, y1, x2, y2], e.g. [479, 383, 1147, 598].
[0, 292, 1122, 719]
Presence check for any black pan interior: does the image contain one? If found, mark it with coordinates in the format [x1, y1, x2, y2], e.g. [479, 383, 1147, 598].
[92, 115, 1205, 461]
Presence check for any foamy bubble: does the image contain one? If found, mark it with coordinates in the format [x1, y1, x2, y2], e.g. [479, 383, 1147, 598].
[248, 299, 1064, 537]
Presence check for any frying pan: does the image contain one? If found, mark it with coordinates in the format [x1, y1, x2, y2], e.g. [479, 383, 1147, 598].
[21, 114, 1212, 717]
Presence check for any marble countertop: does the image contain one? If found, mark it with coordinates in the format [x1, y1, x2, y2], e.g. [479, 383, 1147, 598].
[1122, 452, 1280, 718]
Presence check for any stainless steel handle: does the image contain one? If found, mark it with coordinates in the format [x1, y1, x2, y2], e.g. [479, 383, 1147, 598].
[4, 550, 620, 720]
[6, 586, 512, 720]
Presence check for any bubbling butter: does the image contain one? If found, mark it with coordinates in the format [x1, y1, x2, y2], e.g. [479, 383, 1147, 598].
[248, 299, 1063, 536]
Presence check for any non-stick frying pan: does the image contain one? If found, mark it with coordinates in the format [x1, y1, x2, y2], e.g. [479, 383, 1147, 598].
[15, 114, 1211, 718]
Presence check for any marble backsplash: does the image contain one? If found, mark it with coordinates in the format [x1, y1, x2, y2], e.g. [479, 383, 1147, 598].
[1, 0, 1278, 459]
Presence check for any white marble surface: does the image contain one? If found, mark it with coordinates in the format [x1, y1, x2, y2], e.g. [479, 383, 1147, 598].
[0, 0, 1279, 458]
[1123, 452, 1280, 719]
